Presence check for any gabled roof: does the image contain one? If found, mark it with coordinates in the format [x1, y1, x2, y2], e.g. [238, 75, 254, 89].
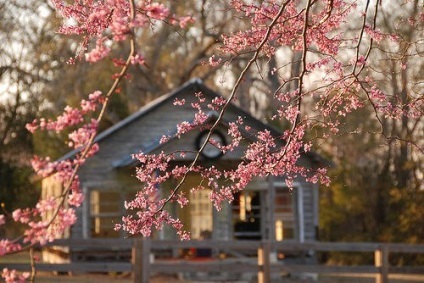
[61, 78, 278, 159]
[59, 78, 329, 167]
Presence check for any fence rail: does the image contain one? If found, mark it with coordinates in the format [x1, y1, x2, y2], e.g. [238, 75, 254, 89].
[1, 239, 423, 283]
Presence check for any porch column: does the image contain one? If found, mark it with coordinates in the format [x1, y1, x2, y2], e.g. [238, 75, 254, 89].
[267, 177, 276, 241]
[312, 184, 319, 240]
[297, 186, 305, 242]
[82, 186, 89, 239]
[267, 177, 279, 264]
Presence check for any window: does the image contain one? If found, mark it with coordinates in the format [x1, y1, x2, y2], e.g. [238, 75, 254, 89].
[90, 191, 122, 238]
[190, 189, 213, 239]
[274, 187, 296, 240]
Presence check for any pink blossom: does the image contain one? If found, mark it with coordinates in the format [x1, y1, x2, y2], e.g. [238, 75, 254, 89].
[209, 55, 222, 67]
[131, 54, 145, 65]
[85, 38, 111, 62]
[369, 86, 386, 102]
[25, 120, 38, 133]
[364, 25, 383, 42]
[144, 3, 169, 20]
[176, 121, 193, 137]
[68, 119, 98, 149]
[177, 231, 191, 241]
[35, 197, 57, 213]
[159, 135, 170, 144]
[1, 268, 30, 283]
[176, 192, 189, 208]
[208, 97, 227, 110]
[173, 98, 186, 106]
[23, 208, 77, 245]
[81, 91, 103, 112]
[193, 111, 208, 126]
[179, 16, 194, 28]
[12, 209, 31, 224]
[0, 241, 22, 256]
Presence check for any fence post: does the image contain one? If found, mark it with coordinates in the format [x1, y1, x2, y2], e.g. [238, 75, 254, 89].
[258, 241, 271, 283]
[375, 244, 389, 283]
[132, 237, 151, 283]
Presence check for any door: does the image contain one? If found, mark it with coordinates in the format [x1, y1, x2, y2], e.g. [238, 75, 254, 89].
[232, 191, 261, 239]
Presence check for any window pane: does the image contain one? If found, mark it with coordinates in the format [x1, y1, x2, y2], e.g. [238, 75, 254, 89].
[274, 188, 295, 240]
[90, 190, 121, 238]
[90, 191, 120, 215]
[190, 189, 213, 239]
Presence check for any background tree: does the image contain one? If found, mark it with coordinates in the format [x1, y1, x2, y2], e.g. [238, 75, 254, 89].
[319, 0, 423, 264]
[0, 0, 54, 236]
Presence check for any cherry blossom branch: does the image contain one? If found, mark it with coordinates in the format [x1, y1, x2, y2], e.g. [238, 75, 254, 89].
[295, 0, 312, 125]
[311, 0, 333, 28]
[154, 0, 293, 215]
[29, 248, 35, 283]
[352, 0, 371, 75]
[354, 0, 379, 76]
[266, 0, 313, 174]
[57, 0, 136, 218]
[45, 0, 137, 235]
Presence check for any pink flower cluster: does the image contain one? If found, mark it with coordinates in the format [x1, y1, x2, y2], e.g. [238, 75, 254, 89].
[206, 126, 324, 210]
[1, 269, 29, 283]
[24, 208, 77, 246]
[85, 38, 111, 62]
[8, 197, 77, 246]
[26, 91, 102, 134]
[0, 240, 22, 256]
[170, 92, 211, 139]
[221, 0, 353, 58]
[68, 119, 98, 149]
[115, 151, 193, 238]
[51, 0, 191, 64]
[1, 88, 102, 270]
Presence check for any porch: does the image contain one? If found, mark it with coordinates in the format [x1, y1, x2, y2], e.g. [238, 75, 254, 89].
[83, 176, 318, 243]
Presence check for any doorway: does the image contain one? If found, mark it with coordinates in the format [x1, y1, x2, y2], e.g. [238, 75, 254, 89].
[232, 191, 261, 239]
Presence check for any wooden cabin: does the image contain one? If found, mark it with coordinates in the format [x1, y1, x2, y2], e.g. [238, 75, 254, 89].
[41, 79, 324, 263]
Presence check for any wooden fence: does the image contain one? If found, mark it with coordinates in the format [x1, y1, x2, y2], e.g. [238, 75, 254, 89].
[1, 239, 424, 283]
